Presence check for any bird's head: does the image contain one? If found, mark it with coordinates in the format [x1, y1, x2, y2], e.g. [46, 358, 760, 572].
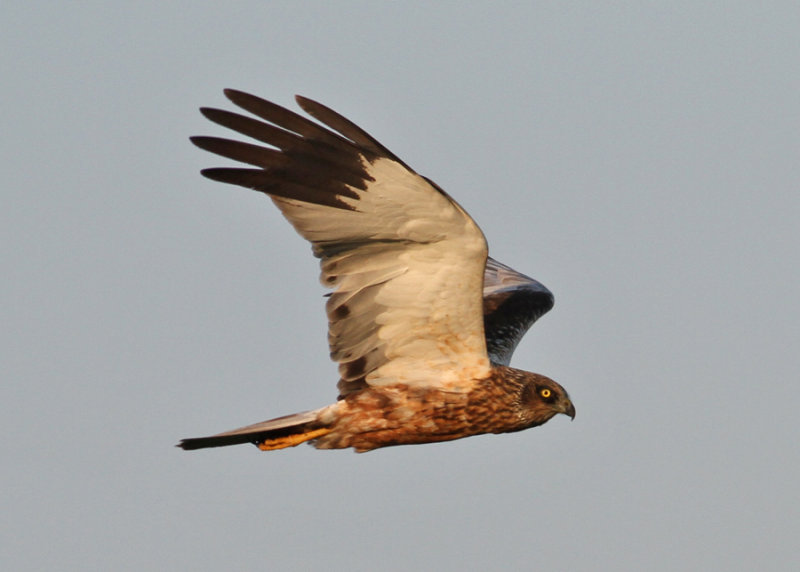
[518, 373, 575, 426]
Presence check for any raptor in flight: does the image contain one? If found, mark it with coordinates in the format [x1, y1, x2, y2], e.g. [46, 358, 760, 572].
[179, 90, 574, 453]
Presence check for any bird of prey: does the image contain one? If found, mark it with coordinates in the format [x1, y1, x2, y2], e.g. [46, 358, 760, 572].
[179, 90, 574, 453]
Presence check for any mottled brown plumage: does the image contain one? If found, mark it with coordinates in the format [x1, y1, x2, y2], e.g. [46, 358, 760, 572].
[178, 91, 574, 453]
[312, 367, 573, 452]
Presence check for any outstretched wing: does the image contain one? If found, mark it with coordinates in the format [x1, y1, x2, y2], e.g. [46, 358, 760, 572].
[482, 257, 554, 366]
[192, 90, 491, 394]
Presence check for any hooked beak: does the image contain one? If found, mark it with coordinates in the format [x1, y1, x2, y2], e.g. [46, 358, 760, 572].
[561, 400, 576, 420]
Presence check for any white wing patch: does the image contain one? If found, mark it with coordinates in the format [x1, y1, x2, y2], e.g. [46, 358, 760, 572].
[272, 156, 491, 391]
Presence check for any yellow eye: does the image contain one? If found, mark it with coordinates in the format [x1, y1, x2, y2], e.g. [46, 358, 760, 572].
[540, 388, 552, 398]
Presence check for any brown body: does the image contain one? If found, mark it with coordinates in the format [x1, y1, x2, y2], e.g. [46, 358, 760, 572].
[314, 367, 562, 452]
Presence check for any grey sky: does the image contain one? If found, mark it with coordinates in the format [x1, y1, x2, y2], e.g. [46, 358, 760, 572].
[2, 2, 798, 570]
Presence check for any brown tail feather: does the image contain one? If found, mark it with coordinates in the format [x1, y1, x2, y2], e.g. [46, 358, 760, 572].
[177, 409, 331, 451]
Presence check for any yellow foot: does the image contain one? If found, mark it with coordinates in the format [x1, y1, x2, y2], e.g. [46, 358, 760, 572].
[257, 427, 332, 451]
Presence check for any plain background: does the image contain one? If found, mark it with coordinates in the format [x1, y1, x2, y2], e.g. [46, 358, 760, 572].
[2, 2, 798, 571]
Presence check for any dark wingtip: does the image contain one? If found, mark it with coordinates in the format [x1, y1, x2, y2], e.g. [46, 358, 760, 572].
[224, 88, 258, 108]
[198, 167, 246, 183]
[223, 88, 248, 102]
[189, 135, 211, 149]
[189, 136, 235, 157]
[198, 106, 216, 119]
[198, 167, 223, 182]
[293, 95, 326, 118]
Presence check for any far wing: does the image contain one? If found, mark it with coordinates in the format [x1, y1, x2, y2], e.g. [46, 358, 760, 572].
[192, 90, 492, 395]
[482, 257, 554, 366]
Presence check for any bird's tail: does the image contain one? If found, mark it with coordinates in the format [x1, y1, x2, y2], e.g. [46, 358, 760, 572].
[177, 408, 332, 451]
